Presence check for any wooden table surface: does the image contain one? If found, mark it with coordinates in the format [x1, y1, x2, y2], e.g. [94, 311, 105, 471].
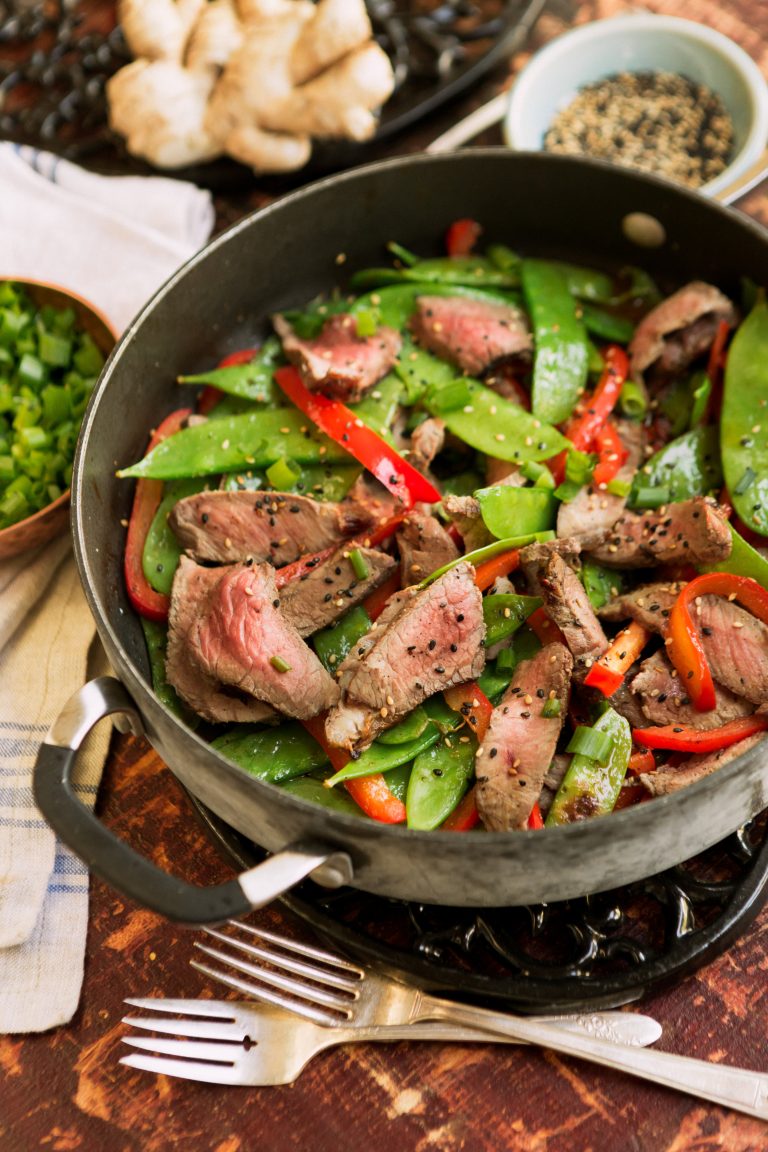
[4, 2, 768, 1150]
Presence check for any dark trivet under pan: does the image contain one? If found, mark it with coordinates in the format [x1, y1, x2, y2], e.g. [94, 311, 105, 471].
[188, 798, 768, 1014]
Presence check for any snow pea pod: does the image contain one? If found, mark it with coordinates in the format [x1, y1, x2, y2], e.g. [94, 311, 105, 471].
[118, 408, 347, 480]
[406, 736, 476, 830]
[579, 304, 635, 344]
[721, 294, 768, 536]
[545, 706, 631, 826]
[423, 377, 569, 463]
[377, 706, 431, 745]
[553, 262, 615, 303]
[700, 524, 768, 590]
[351, 283, 523, 332]
[326, 727, 443, 785]
[143, 476, 206, 595]
[280, 776, 369, 817]
[350, 371, 402, 437]
[349, 257, 518, 291]
[483, 593, 542, 646]
[394, 341, 455, 404]
[521, 259, 589, 426]
[474, 484, 557, 539]
[630, 425, 722, 508]
[580, 560, 624, 610]
[313, 607, 372, 673]
[211, 722, 329, 785]
[140, 618, 192, 723]
[177, 337, 282, 404]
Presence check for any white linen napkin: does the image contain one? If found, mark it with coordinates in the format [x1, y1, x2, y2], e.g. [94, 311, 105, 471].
[0, 144, 214, 1033]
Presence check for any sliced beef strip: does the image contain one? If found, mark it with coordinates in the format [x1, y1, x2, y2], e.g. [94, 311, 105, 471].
[396, 510, 458, 586]
[630, 649, 753, 728]
[598, 581, 685, 634]
[475, 643, 573, 831]
[557, 418, 645, 549]
[325, 562, 485, 750]
[537, 753, 571, 820]
[629, 281, 737, 379]
[272, 312, 402, 403]
[603, 680, 650, 730]
[170, 489, 373, 566]
[166, 558, 276, 725]
[343, 472, 401, 525]
[587, 497, 731, 569]
[188, 559, 340, 719]
[409, 295, 532, 378]
[638, 733, 767, 798]
[408, 417, 445, 475]
[443, 493, 492, 552]
[279, 544, 396, 637]
[524, 548, 608, 679]
[697, 596, 768, 705]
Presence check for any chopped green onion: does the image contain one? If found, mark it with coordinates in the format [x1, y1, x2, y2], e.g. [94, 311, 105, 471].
[631, 485, 671, 510]
[18, 352, 45, 388]
[495, 647, 518, 673]
[348, 547, 369, 580]
[605, 478, 631, 498]
[39, 330, 72, 367]
[566, 724, 614, 765]
[618, 378, 648, 419]
[542, 698, 562, 719]
[269, 655, 292, 674]
[265, 456, 301, 490]
[565, 448, 596, 486]
[734, 467, 757, 496]
[354, 309, 378, 338]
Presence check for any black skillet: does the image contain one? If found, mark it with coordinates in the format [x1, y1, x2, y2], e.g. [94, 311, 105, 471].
[32, 150, 768, 925]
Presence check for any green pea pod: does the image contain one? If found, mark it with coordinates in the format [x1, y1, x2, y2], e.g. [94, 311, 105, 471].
[280, 776, 369, 817]
[177, 337, 282, 403]
[349, 372, 402, 437]
[580, 560, 624, 610]
[521, 259, 589, 426]
[424, 377, 568, 463]
[630, 425, 722, 508]
[394, 342, 456, 404]
[377, 706, 431, 745]
[658, 377, 694, 437]
[384, 761, 413, 802]
[406, 736, 476, 830]
[118, 409, 347, 480]
[545, 706, 631, 826]
[326, 727, 442, 786]
[721, 294, 768, 536]
[579, 304, 635, 344]
[350, 257, 518, 291]
[476, 658, 515, 702]
[211, 721, 328, 784]
[313, 607, 372, 673]
[483, 593, 542, 647]
[143, 477, 207, 595]
[553, 261, 616, 303]
[351, 283, 523, 332]
[474, 484, 557, 539]
[140, 618, 195, 724]
[700, 524, 768, 590]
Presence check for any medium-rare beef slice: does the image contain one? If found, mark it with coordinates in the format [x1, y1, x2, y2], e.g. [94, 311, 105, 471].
[187, 559, 339, 718]
[166, 558, 277, 725]
[325, 563, 485, 749]
[587, 497, 731, 568]
[598, 581, 685, 633]
[523, 549, 607, 679]
[630, 649, 753, 728]
[170, 489, 373, 566]
[397, 510, 458, 586]
[629, 281, 737, 379]
[557, 419, 645, 549]
[696, 596, 768, 705]
[408, 417, 445, 474]
[475, 643, 573, 831]
[409, 295, 532, 378]
[442, 493, 492, 552]
[279, 544, 396, 636]
[273, 312, 401, 402]
[639, 732, 767, 797]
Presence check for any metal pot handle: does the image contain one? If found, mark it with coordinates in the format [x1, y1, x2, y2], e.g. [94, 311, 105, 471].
[33, 677, 354, 925]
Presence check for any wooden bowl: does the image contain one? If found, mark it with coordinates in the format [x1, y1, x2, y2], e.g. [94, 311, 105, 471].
[0, 281, 117, 561]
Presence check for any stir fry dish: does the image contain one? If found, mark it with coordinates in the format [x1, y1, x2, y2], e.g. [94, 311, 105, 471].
[118, 222, 768, 832]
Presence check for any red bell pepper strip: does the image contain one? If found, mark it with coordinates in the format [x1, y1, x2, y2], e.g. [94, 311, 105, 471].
[473, 548, 521, 592]
[123, 407, 192, 622]
[632, 713, 768, 754]
[583, 620, 651, 697]
[549, 344, 629, 484]
[667, 573, 768, 712]
[627, 749, 656, 776]
[527, 802, 544, 830]
[445, 218, 482, 258]
[703, 318, 731, 424]
[274, 365, 441, 508]
[441, 786, 480, 831]
[526, 606, 567, 647]
[443, 682, 494, 743]
[361, 569, 401, 622]
[300, 715, 406, 824]
[591, 421, 629, 487]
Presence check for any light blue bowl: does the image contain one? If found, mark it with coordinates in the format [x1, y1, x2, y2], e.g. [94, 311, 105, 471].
[503, 14, 768, 200]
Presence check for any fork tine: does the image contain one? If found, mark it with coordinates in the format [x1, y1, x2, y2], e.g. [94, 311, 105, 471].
[120, 1052, 241, 1086]
[122, 1036, 241, 1063]
[203, 928, 362, 994]
[189, 957, 345, 1027]
[122, 1014, 246, 1041]
[229, 922, 364, 976]
[124, 998, 239, 1019]
[193, 941, 358, 1011]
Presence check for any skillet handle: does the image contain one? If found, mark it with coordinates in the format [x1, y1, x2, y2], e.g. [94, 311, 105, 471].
[33, 677, 354, 925]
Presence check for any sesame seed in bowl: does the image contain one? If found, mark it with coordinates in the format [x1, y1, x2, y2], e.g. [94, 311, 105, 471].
[503, 14, 768, 202]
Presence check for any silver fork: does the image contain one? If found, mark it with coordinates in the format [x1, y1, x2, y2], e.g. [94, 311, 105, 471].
[190, 921, 768, 1120]
[120, 997, 660, 1086]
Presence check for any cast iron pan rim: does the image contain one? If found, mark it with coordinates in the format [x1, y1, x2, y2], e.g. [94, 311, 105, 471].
[72, 148, 768, 846]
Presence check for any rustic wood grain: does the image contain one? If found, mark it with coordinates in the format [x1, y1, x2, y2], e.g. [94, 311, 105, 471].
[3, 1, 768, 1148]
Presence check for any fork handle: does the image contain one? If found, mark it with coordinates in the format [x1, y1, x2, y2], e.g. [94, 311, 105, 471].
[421, 999, 768, 1120]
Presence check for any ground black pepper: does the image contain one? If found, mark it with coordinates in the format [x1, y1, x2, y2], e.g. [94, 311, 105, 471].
[543, 70, 734, 189]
